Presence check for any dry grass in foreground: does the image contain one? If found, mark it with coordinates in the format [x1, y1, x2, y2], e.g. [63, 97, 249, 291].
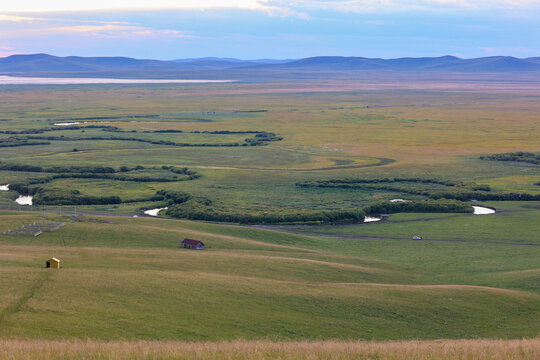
[0, 338, 538, 360]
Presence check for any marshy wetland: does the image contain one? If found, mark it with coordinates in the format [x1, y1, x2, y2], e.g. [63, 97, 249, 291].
[0, 77, 539, 351]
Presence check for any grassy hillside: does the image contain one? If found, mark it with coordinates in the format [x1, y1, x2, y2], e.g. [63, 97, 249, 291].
[0, 209, 538, 341]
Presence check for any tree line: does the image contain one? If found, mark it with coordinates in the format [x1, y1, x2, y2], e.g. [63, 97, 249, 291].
[160, 190, 473, 224]
[5, 164, 200, 206]
[0, 125, 283, 148]
[6, 131, 281, 148]
[297, 177, 540, 201]
[480, 151, 540, 165]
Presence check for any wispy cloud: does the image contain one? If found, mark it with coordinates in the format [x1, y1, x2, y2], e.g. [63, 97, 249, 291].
[0, 24, 192, 39]
[0, 0, 273, 12]
[0, 14, 45, 22]
[266, 0, 540, 13]
[0, 1, 311, 22]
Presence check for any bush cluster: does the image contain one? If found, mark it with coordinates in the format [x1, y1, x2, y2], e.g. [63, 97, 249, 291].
[32, 188, 121, 205]
[297, 177, 540, 201]
[363, 199, 473, 215]
[0, 138, 50, 147]
[165, 197, 366, 224]
[480, 152, 540, 165]
[5, 163, 200, 206]
[0, 125, 283, 148]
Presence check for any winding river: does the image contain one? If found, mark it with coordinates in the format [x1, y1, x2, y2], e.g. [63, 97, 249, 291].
[472, 206, 496, 215]
[15, 195, 33, 206]
[144, 207, 168, 216]
[364, 216, 382, 223]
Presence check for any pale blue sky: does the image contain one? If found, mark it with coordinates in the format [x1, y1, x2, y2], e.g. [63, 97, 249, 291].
[0, 1, 539, 59]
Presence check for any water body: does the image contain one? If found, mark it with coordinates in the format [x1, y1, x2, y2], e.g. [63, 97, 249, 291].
[0, 76, 234, 85]
[54, 122, 81, 126]
[144, 207, 168, 216]
[364, 216, 382, 223]
[0, 184, 8, 191]
[15, 195, 33, 205]
[472, 206, 496, 215]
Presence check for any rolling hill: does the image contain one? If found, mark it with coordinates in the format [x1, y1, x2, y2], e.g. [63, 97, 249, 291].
[247, 55, 540, 72]
[1, 54, 540, 75]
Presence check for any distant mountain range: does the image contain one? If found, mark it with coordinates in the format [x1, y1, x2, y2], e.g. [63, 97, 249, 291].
[0, 54, 294, 72]
[1, 53, 540, 74]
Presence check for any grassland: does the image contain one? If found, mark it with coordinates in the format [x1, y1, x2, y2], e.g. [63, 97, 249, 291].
[1, 80, 539, 220]
[0, 207, 539, 341]
[0, 338, 538, 360]
[0, 77, 539, 356]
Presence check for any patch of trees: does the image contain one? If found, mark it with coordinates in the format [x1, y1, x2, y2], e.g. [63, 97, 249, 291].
[1, 162, 200, 188]
[0, 125, 118, 135]
[165, 198, 366, 224]
[244, 132, 283, 146]
[160, 166, 200, 179]
[0, 125, 283, 148]
[24, 173, 194, 184]
[150, 190, 364, 224]
[363, 199, 473, 215]
[162, 194, 473, 224]
[0, 138, 50, 147]
[480, 152, 540, 165]
[298, 177, 464, 187]
[20, 133, 281, 147]
[297, 177, 540, 202]
[0, 163, 118, 174]
[5, 163, 201, 206]
[154, 190, 192, 205]
[31, 188, 121, 206]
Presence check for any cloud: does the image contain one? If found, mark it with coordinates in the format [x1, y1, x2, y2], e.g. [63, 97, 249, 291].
[1, 0, 538, 21]
[265, 0, 540, 13]
[0, 1, 309, 20]
[0, 14, 45, 22]
[0, 0, 268, 12]
[0, 24, 192, 39]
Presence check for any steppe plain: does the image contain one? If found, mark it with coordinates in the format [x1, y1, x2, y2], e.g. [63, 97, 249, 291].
[0, 73, 539, 358]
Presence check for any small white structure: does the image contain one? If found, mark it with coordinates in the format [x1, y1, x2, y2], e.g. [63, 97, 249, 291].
[412, 236, 422, 240]
[46, 257, 60, 269]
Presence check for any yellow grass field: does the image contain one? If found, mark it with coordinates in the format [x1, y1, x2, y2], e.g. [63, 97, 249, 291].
[0, 338, 538, 360]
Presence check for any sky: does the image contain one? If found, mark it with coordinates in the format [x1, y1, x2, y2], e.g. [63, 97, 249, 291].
[0, 0, 539, 59]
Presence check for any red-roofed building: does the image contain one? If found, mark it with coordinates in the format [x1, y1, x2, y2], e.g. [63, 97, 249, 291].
[181, 238, 205, 250]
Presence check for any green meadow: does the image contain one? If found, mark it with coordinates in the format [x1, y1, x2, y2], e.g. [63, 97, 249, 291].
[0, 208, 539, 340]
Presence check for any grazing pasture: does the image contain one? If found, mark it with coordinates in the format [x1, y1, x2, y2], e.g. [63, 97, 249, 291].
[0, 209, 539, 341]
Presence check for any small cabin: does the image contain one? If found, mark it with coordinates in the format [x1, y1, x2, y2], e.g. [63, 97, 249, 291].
[46, 257, 60, 269]
[181, 238, 205, 250]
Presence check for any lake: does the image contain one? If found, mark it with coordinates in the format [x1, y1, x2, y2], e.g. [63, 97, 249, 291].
[0, 76, 234, 85]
